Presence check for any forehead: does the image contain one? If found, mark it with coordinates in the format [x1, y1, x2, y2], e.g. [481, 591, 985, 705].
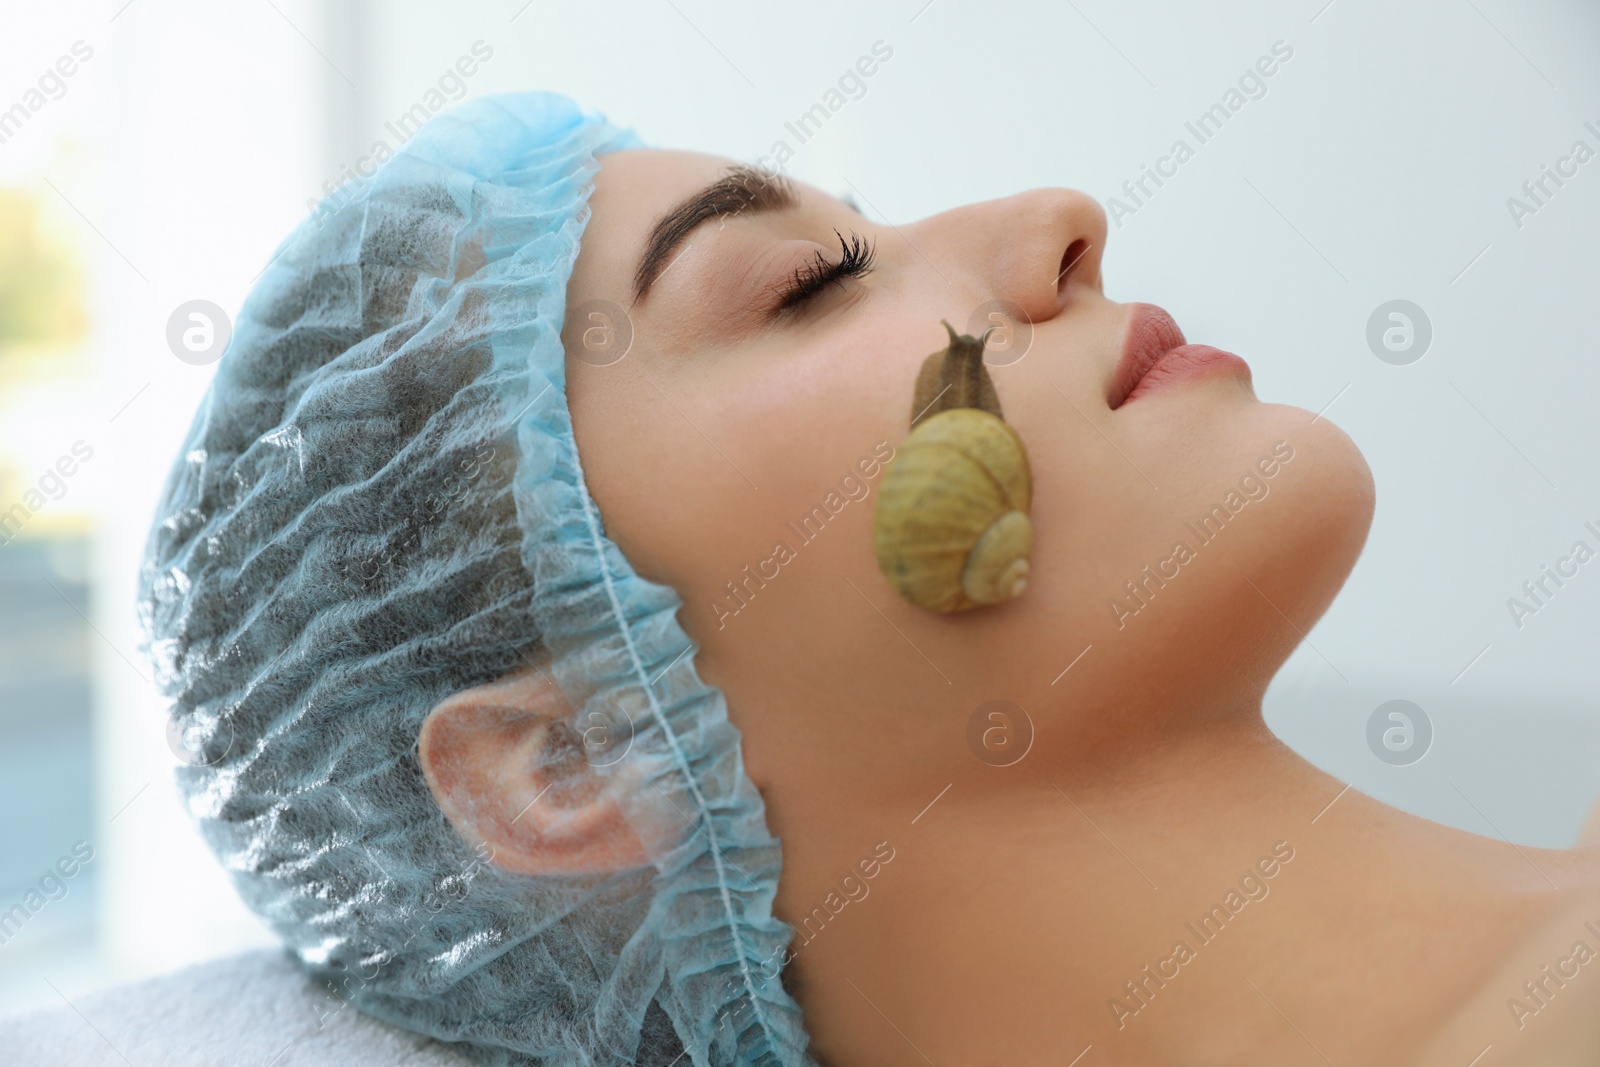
[571, 148, 739, 305]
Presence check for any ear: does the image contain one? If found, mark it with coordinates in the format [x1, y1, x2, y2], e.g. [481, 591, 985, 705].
[419, 668, 652, 875]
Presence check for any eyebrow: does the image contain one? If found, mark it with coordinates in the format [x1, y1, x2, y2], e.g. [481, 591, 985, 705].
[631, 164, 801, 306]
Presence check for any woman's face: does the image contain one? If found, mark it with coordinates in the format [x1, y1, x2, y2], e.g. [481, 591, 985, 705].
[562, 149, 1374, 804]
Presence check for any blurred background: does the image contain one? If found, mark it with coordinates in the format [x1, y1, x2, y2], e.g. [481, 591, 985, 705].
[1, 0, 1597, 1017]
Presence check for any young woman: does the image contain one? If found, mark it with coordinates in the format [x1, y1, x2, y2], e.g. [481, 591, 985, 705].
[138, 92, 1600, 1066]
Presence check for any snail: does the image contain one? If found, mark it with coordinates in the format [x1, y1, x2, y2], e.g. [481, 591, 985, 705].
[873, 320, 1034, 613]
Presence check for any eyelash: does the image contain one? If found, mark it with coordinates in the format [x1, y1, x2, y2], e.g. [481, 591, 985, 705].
[773, 229, 877, 316]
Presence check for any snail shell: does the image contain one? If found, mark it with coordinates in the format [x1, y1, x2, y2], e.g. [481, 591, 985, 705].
[873, 406, 1034, 613]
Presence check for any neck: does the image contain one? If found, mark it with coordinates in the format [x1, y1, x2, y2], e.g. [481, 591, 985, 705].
[781, 696, 1588, 1065]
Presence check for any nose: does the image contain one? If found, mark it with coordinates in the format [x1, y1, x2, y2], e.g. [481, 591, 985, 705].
[918, 187, 1108, 326]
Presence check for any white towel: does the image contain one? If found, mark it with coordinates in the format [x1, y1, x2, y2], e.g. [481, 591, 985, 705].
[1, 948, 476, 1066]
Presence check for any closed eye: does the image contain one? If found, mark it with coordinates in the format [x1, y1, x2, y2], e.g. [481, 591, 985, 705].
[771, 229, 876, 318]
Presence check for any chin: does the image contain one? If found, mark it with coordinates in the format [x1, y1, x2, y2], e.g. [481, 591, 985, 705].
[1191, 400, 1375, 690]
[1255, 400, 1375, 588]
[1084, 391, 1374, 705]
[1004, 376, 1376, 711]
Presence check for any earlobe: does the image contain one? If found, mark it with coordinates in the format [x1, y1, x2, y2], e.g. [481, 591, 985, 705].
[419, 668, 653, 875]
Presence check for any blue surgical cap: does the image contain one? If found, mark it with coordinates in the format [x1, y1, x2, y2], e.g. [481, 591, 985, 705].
[138, 92, 816, 1066]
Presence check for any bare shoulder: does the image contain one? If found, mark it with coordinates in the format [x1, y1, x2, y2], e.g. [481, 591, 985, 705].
[1416, 876, 1600, 1066]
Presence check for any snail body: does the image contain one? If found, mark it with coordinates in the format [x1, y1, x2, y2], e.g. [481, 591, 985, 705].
[873, 321, 1035, 613]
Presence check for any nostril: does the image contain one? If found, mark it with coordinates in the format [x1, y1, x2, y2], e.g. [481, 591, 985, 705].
[1057, 239, 1090, 291]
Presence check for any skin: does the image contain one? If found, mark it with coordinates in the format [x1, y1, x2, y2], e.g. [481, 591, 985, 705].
[419, 149, 1600, 1065]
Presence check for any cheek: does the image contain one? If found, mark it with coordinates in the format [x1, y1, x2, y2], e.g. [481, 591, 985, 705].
[566, 323, 913, 648]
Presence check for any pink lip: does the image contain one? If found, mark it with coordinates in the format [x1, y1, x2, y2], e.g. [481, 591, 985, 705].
[1111, 303, 1250, 408]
